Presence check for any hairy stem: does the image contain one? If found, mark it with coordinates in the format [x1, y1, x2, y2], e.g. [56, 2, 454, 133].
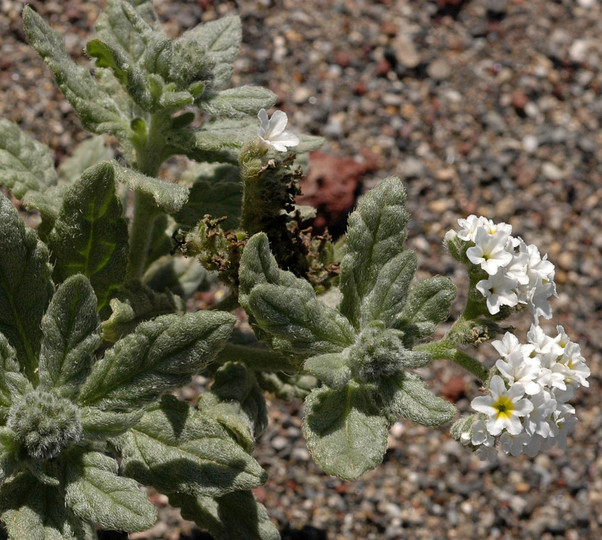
[416, 341, 489, 382]
[215, 343, 301, 372]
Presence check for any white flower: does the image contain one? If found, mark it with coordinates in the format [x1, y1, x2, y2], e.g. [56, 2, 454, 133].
[471, 375, 533, 436]
[476, 271, 518, 314]
[257, 109, 299, 152]
[495, 350, 542, 395]
[466, 228, 513, 275]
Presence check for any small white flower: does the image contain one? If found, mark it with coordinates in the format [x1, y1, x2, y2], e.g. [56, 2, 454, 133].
[471, 375, 533, 436]
[476, 271, 518, 314]
[495, 350, 542, 395]
[257, 108, 299, 152]
[466, 228, 513, 275]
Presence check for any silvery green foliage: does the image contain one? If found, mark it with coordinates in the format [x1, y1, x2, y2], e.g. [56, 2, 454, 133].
[240, 177, 458, 479]
[0, 192, 249, 538]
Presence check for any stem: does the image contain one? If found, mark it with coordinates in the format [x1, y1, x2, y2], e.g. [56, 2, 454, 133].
[215, 343, 301, 372]
[416, 340, 489, 382]
[126, 112, 172, 279]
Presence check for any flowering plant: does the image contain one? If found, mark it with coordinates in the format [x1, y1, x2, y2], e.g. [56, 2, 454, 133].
[0, 1, 589, 539]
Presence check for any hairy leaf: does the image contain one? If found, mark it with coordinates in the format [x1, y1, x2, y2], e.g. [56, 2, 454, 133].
[79, 311, 235, 410]
[143, 255, 209, 300]
[304, 353, 352, 389]
[38, 275, 101, 399]
[174, 164, 242, 230]
[0, 194, 53, 381]
[361, 251, 417, 329]
[101, 279, 184, 342]
[304, 384, 389, 480]
[118, 395, 267, 496]
[0, 335, 31, 420]
[381, 372, 457, 427]
[254, 371, 316, 400]
[295, 133, 325, 153]
[170, 490, 280, 540]
[339, 177, 410, 329]
[0, 471, 94, 540]
[240, 234, 356, 355]
[0, 118, 57, 200]
[113, 162, 189, 213]
[58, 136, 113, 183]
[167, 118, 256, 164]
[64, 449, 157, 532]
[394, 276, 456, 345]
[79, 407, 143, 440]
[48, 162, 129, 314]
[23, 7, 131, 139]
[200, 86, 276, 118]
[178, 16, 242, 93]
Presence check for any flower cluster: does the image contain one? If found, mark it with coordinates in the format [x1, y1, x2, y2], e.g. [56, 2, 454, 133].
[446, 215, 557, 320]
[457, 325, 589, 460]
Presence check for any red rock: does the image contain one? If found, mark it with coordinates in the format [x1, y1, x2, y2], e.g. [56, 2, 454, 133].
[510, 89, 529, 111]
[298, 151, 375, 232]
[376, 58, 392, 76]
[334, 50, 353, 68]
[440, 376, 467, 402]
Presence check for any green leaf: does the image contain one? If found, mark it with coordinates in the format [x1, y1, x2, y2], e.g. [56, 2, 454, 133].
[178, 16, 242, 93]
[23, 6, 131, 139]
[360, 250, 417, 328]
[170, 490, 280, 540]
[21, 185, 69, 235]
[79, 407, 143, 440]
[339, 177, 410, 330]
[0, 471, 94, 540]
[240, 234, 356, 356]
[380, 372, 457, 427]
[167, 118, 257, 164]
[48, 162, 129, 314]
[304, 353, 352, 389]
[64, 449, 157, 532]
[304, 383, 388, 480]
[0, 118, 57, 200]
[200, 86, 277, 118]
[143, 255, 209, 300]
[254, 371, 316, 400]
[113, 162, 189, 213]
[295, 133, 325, 153]
[38, 275, 101, 399]
[79, 311, 235, 410]
[0, 194, 53, 381]
[174, 164, 242, 230]
[0, 335, 31, 421]
[117, 395, 267, 497]
[58, 136, 113, 183]
[197, 362, 267, 451]
[101, 279, 184, 342]
[394, 276, 456, 345]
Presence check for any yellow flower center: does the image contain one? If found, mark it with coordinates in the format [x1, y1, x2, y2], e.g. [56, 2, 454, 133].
[494, 396, 515, 419]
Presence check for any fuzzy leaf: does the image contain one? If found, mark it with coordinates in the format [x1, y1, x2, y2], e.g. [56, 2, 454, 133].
[200, 86, 277, 118]
[394, 276, 456, 344]
[58, 136, 113, 183]
[254, 371, 316, 400]
[21, 185, 69, 234]
[143, 255, 209, 300]
[295, 133, 325, 153]
[113, 162, 189, 213]
[79, 311, 235, 410]
[64, 449, 157, 532]
[381, 372, 457, 427]
[0, 336, 30, 421]
[179, 16, 242, 93]
[48, 162, 129, 314]
[174, 164, 242, 230]
[79, 407, 143, 440]
[240, 234, 356, 356]
[117, 395, 267, 497]
[23, 7, 131, 139]
[0, 471, 94, 540]
[0, 118, 57, 200]
[197, 362, 267, 451]
[170, 490, 280, 540]
[167, 118, 256, 164]
[39, 275, 101, 399]
[101, 279, 184, 342]
[304, 383, 389, 480]
[339, 177, 410, 330]
[0, 194, 53, 381]
[304, 353, 352, 389]
[361, 250, 417, 328]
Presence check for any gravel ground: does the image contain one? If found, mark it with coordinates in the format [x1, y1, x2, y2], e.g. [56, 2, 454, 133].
[1, 0, 601, 539]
